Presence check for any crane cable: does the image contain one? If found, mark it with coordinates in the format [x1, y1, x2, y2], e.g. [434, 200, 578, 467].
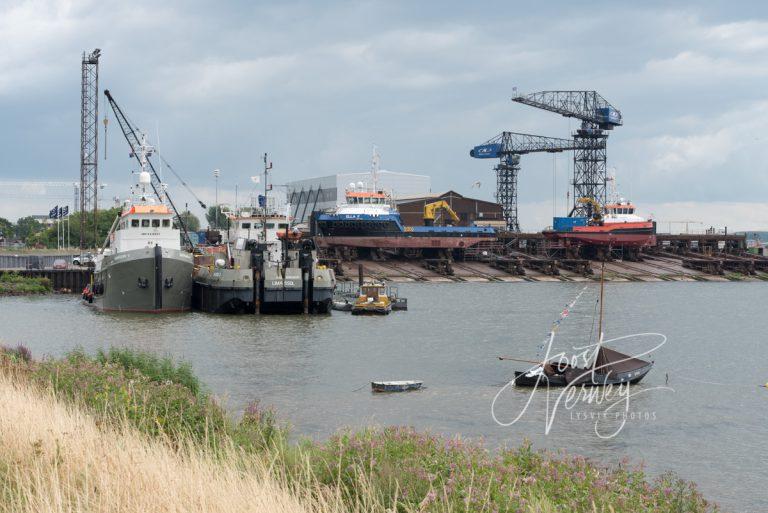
[115, 109, 207, 210]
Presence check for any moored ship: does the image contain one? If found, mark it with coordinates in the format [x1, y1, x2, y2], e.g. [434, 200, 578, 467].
[89, 155, 193, 312]
[192, 205, 290, 314]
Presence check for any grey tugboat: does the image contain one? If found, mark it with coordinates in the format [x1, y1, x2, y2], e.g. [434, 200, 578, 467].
[89, 138, 193, 312]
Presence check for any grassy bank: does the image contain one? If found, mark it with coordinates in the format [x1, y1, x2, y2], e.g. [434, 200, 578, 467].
[0, 273, 52, 296]
[0, 346, 718, 512]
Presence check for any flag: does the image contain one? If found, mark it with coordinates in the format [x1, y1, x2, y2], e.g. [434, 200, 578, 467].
[258, 195, 266, 207]
[49, 206, 58, 219]
[61, 206, 69, 217]
[250, 176, 260, 184]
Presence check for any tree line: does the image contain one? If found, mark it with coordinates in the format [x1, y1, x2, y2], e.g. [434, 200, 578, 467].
[0, 209, 202, 249]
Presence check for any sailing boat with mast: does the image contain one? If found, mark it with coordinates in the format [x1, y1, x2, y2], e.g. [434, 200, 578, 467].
[506, 262, 653, 387]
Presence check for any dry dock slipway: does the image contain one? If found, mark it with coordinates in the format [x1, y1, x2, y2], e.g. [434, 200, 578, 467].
[318, 231, 764, 283]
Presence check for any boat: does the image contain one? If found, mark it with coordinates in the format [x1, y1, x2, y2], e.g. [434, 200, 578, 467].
[332, 298, 354, 311]
[192, 206, 291, 314]
[351, 282, 391, 315]
[192, 243, 254, 314]
[544, 196, 656, 247]
[313, 149, 495, 250]
[371, 380, 423, 392]
[193, 154, 335, 314]
[507, 262, 653, 387]
[260, 237, 336, 314]
[89, 138, 193, 312]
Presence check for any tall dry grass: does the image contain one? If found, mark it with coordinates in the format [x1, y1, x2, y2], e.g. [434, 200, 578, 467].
[0, 374, 355, 513]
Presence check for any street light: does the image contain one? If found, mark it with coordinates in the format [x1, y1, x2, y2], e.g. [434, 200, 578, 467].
[213, 169, 221, 228]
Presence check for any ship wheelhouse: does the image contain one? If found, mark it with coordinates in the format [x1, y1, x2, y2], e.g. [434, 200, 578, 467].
[112, 204, 181, 252]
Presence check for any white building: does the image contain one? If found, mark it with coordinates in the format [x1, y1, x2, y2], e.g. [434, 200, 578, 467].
[286, 170, 431, 224]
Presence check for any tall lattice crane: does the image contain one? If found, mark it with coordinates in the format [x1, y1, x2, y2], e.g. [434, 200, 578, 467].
[512, 91, 622, 217]
[80, 49, 101, 249]
[470, 131, 605, 232]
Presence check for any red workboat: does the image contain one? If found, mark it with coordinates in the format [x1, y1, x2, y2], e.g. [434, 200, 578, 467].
[545, 198, 656, 247]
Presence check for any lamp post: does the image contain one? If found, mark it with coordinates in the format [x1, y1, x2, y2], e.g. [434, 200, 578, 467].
[213, 169, 220, 228]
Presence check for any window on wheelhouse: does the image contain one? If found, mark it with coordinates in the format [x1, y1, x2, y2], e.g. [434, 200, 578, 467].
[162, 219, 171, 228]
[151, 219, 160, 228]
[141, 219, 150, 227]
[242, 222, 251, 229]
[131, 219, 140, 228]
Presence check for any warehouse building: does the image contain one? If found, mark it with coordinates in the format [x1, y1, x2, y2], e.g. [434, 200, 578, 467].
[286, 170, 431, 223]
[396, 191, 505, 228]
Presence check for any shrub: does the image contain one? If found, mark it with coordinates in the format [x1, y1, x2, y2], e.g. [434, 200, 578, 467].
[94, 347, 201, 396]
[0, 273, 51, 295]
[298, 426, 717, 513]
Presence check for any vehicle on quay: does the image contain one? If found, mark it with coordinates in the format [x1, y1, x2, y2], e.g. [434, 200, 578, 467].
[72, 252, 95, 267]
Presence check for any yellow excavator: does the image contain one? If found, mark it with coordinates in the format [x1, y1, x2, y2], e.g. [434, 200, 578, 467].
[576, 197, 604, 224]
[423, 200, 460, 226]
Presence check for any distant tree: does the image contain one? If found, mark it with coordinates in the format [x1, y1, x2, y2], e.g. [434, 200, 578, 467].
[205, 206, 228, 230]
[67, 207, 122, 249]
[178, 210, 200, 232]
[25, 226, 57, 249]
[14, 216, 42, 241]
[0, 217, 13, 240]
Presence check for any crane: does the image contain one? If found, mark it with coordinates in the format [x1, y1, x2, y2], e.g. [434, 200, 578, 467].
[512, 91, 622, 218]
[103, 90, 193, 246]
[470, 131, 605, 232]
[423, 200, 460, 226]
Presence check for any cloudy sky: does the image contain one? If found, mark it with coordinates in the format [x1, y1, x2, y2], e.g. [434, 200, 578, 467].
[1, 0, 767, 231]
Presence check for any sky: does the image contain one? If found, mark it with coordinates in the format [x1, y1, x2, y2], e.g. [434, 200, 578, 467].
[1, 0, 767, 231]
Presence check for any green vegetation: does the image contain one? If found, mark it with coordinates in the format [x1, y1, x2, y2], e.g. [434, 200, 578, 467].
[0, 347, 718, 512]
[179, 209, 201, 231]
[206, 205, 229, 230]
[0, 273, 52, 295]
[13, 207, 121, 249]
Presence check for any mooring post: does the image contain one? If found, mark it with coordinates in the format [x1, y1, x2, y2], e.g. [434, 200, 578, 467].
[358, 263, 363, 289]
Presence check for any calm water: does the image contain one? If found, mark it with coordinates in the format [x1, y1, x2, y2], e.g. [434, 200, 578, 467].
[1, 283, 766, 512]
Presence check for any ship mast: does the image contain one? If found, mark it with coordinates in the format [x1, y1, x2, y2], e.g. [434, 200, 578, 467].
[371, 145, 381, 192]
[593, 259, 606, 371]
[262, 153, 272, 243]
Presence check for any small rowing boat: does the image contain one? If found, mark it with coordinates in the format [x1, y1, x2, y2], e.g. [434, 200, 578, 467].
[371, 380, 423, 392]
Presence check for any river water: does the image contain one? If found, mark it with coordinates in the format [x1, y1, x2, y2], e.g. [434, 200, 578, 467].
[1, 282, 766, 512]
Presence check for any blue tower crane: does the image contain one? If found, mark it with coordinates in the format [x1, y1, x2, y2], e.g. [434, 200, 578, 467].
[470, 132, 605, 232]
[512, 91, 622, 217]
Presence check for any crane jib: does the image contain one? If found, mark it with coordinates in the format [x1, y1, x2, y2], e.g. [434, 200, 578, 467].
[103, 90, 193, 247]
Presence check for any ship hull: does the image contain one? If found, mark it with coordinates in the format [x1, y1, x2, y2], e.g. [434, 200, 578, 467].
[314, 213, 496, 249]
[514, 363, 653, 387]
[314, 235, 493, 249]
[544, 222, 656, 247]
[193, 281, 253, 314]
[93, 246, 193, 313]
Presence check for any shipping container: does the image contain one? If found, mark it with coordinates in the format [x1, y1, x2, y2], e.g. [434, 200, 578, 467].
[553, 216, 588, 232]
